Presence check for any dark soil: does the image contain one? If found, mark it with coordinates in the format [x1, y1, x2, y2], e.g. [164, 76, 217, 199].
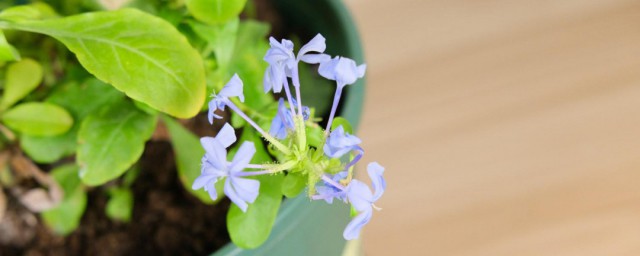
[1, 137, 231, 256]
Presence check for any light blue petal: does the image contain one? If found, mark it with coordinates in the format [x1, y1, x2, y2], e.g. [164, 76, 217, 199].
[230, 176, 260, 203]
[263, 68, 273, 93]
[207, 99, 222, 124]
[300, 53, 331, 64]
[347, 180, 373, 212]
[224, 178, 248, 212]
[229, 141, 256, 173]
[219, 74, 244, 102]
[318, 56, 339, 81]
[201, 137, 227, 170]
[216, 123, 237, 148]
[367, 162, 386, 202]
[298, 34, 326, 59]
[205, 182, 219, 200]
[192, 174, 214, 190]
[334, 57, 359, 85]
[343, 209, 372, 240]
[357, 64, 367, 78]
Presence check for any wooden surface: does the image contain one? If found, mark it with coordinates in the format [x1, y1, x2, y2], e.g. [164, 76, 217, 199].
[344, 0, 640, 255]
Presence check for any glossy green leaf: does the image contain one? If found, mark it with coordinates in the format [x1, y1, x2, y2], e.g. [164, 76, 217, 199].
[190, 18, 239, 77]
[0, 58, 42, 110]
[20, 79, 124, 163]
[105, 187, 133, 222]
[2, 102, 73, 136]
[21, 131, 76, 163]
[0, 3, 57, 22]
[281, 172, 306, 198]
[41, 164, 87, 235]
[306, 124, 324, 148]
[330, 117, 353, 134]
[77, 100, 156, 186]
[161, 115, 219, 204]
[0, 30, 20, 63]
[230, 21, 271, 110]
[2, 8, 206, 118]
[227, 128, 282, 249]
[186, 0, 247, 25]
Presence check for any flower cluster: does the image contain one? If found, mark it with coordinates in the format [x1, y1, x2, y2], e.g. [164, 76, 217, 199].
[193, 34, 385, 240]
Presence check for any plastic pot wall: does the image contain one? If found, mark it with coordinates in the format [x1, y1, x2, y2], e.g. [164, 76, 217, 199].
[213, 0, 365, 255]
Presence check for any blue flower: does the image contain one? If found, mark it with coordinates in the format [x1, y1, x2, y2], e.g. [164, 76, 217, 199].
[264, 34, 331, 92]
[208, 74, 245, 124]
[296, 34, 331, 64]
[314, 171, 348, 204]
[269, 98, 295, 139]
[318, 56, 366, 88]
[324, 125, 363, 159]
[343, 162, 386, 240]
[192, 123, 260, 212]
[263, 38, 295, 93]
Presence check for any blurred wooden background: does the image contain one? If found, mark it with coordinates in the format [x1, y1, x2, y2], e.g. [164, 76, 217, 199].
[344, 0, 640, 255]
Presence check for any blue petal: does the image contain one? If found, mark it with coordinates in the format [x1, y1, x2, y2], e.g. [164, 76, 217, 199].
[216, 123, 237, 148]
[201, 137, 227, 170]
[298, 34, 326, 59]
[229, 141, 256, 173]
[343, 209, 372, 240]
[225, 176, 260, 212]
[318, 56, 339, 81]
[367, 162, 386, 201]
[300, 53, 331, 64]
[219, 74, 245, 102]
[346, 180, 373, 212]
[230, 176, 260, 204]
[224, 178, 248, 212]
[192, 174, 214, 190]
[357, 64, 367, 78]
[205, 181, 219, 200]
[207, 99, 222, 124]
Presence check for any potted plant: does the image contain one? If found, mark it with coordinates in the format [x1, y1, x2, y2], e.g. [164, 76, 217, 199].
[0, 0, 382, 254]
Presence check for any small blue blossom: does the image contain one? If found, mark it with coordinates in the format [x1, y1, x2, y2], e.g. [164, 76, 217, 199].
[343, 162, 386, 240]
[208, 74, 245, 124]
[297, 34, 331, 64]
[192, 123, 260, 212]
[269, 98, 295, 139]
[263, 38, 295, 93]
[324, 125, 363, 159]
[314, 171, 348, 204]
[264, 34, 331, 92]
[318, 56, 366, 88]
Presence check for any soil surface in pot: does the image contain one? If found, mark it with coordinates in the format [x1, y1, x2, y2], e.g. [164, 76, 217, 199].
[0, 135, 232, 255]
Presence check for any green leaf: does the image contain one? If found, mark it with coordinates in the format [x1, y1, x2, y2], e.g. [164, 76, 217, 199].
[230, 21, 271, 110]
[227, 128, 283, 249]
[41, 164, 87, 235]
[0, 58, 43, 110]
[186, 0, 247, 25]
[2, 102, 73, 136]
[105, 187, 133, 222]
[281, 172, 306, 198]
[0, 3, 58, 22]
[20, 79, 124, 163]
[0, 30, 20, 63]
[331, 117, 353, 134]
[305, 124, 324, 148]
[3, 8, 206, 118]
[190, 18, 239, 76]
[161, 115, 219, 204]
[20, 131, 76, 163]
[77, 100, 156, 186]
